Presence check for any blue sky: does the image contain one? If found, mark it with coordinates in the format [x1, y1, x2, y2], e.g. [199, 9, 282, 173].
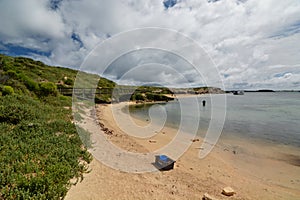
[0, 0, 300, 90]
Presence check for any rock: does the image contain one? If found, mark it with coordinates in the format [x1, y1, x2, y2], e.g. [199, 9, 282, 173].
[202, 193, 218, 200]
[28, 123, 34, 127]
[222, 187, 235, 196]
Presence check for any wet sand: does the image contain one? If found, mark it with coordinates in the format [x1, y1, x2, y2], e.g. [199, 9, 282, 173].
[65, 102, 300, 200]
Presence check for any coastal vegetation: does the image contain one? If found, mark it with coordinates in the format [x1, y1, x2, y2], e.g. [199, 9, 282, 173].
[0, 55, 94, 199]
[0, 95, 91, 199]
[113, 85, 175, 103]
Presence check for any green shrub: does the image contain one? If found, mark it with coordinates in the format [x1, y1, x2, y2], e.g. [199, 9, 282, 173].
[0, 95, 92, 199]
[64, 78, 74, 86]
[2, 85, 14, 96]
[16, 72, 27, 81]
[131, 93, 145, 101]
[17, 73, 40, 92]
[2, 60, 15, 71]
[59, 95, 68, 101]
[145, 93, 172, 101]
[25, 78, 39, 92]
[95, 94, 112, 104]
[0, 95, 40, 124]
[39, 82, 58, 96]
[5, 70, 17, 78]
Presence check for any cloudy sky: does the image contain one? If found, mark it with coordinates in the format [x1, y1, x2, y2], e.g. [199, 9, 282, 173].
[0, 0, 300, 90]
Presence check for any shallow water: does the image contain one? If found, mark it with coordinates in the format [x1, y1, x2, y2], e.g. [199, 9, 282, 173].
[128, 92, 300, 148]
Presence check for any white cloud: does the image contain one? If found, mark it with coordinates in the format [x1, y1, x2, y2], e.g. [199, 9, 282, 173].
[0, 0, 65, 47]
[0, 0, 299, 89]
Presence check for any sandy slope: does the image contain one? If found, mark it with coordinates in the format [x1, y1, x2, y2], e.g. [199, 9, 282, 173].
[65, 102, 300, 200]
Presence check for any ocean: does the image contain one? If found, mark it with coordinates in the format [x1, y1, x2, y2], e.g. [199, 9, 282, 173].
[128, 92, 300, 148]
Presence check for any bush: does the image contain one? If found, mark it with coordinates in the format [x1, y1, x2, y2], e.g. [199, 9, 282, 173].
[0, 95, 40, 124]
[24, 77, 39, 92]
[17, 73, 39, 92]
[64, 78, 74, 86]
[5, 70, 17, 78]
[2, 60, 15, 71]
[39, 82, 58, 96]
[146, 93, 173, 101]
[131, 93, 145, 101]
[2, 85, 14, 96]
[0, 95, 92, 199]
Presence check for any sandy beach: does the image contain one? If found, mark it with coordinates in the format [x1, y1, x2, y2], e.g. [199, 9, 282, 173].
[66, 101, 300, 200]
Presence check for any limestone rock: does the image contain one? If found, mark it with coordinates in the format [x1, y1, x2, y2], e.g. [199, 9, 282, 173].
[28, 123, 34, 127]
[222, 186, 235, 196]
[203, 193, 218, 200]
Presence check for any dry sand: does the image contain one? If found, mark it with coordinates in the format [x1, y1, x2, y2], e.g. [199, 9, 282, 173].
[65, 102, 300, 200]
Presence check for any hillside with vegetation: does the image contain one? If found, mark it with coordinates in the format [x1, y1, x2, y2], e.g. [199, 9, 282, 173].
[0, 54, 98, 199]
[112, 85, 174, 103]
[0, 54, 176, 199]
[0, 54, 116, 103]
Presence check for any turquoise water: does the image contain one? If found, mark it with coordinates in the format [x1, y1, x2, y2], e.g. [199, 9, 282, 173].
[128, 92, 300, 147]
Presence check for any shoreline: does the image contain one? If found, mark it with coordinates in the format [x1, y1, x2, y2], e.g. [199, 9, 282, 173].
[65, 101, 300, 200]
[123, 101, 300, 190]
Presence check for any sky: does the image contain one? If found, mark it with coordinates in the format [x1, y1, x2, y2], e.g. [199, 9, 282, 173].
[0, 0, 300, 90]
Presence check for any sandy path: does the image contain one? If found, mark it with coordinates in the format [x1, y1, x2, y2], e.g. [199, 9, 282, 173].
[65, 102, 300, 200]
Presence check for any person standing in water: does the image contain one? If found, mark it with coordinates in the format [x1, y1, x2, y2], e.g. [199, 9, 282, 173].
[202, 100, 206, 107]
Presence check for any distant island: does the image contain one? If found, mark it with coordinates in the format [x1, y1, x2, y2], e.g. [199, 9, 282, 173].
[224, 89, 300, 93]
[257, 89, 275, 92]
[243, 89, 275, 92]
[226, 89, 300, 93]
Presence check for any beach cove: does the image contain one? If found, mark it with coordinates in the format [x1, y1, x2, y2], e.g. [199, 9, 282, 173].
[66, 93, 300, 200]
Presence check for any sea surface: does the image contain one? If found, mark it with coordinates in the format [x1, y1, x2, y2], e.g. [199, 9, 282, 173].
[128, 92, 300, 148]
